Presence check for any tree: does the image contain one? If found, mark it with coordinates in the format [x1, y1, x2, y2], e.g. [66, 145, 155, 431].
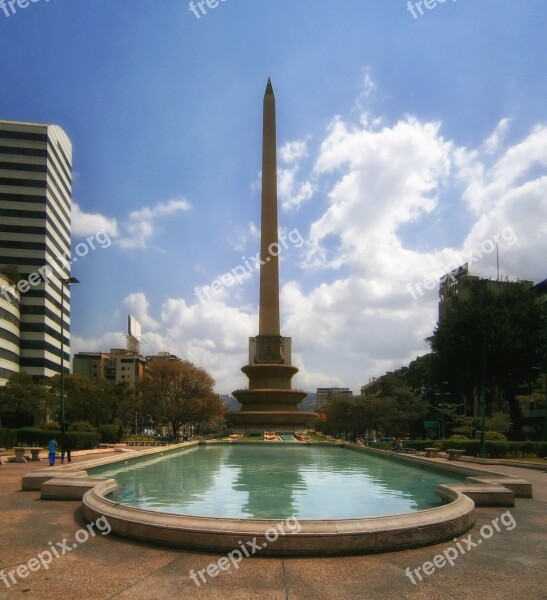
[47, 374, 104, 427]
[486, 411, 513, 434]
[362, 370, 430, 437]
[428, 282, 544, 439]
[516, 374, 546, 408]
[141, 359, 215, 440]
[0, 373, 54, 427]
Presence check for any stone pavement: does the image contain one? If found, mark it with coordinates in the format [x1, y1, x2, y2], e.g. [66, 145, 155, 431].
[0, 452, 546, 600]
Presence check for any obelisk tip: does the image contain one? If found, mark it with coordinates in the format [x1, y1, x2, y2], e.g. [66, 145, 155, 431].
[265, 77, 274, 95]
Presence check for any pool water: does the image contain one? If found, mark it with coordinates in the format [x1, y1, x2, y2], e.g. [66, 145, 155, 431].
[89, 444, 466, 520]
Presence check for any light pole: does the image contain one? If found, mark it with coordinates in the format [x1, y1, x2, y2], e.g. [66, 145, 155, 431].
[479, 339, 487, 458]
[434, 381, 450, 439]
[60, 277, 79, 442]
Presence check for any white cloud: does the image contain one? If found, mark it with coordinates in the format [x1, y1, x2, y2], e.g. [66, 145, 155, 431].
[483, 118, 511, 155]
[278, 139, 317, 211]
[280, 140, 308, 163]
[71, 203, 118, 238]
[118, 198, 191, 250]
[74, 80, 547, 396]
[123, 292, 160, 331]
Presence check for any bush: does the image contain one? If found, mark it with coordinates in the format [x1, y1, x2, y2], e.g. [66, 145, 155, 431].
[98, 424, 119, 444]
[123, 434, 168, 442]
[70, 421, 95, 432]
[39, 422, 60, 431]
[485, 431, 507, 441]
[448, 434, 469, 440]
[402, 441, 441, 451]
[16, 428, 100, 449]
[0, 428, 18, 448]
[382, 438, 547, 458]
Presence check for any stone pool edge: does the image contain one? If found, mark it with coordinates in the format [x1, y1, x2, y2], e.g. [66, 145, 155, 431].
[21, 441, 532, 556]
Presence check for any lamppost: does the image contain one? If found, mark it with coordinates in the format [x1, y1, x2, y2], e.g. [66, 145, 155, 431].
[434, 382, 450, 440]
[479, 339, 487, 458]
[60, 277, 79, 442]
[543, 301, 547, 442]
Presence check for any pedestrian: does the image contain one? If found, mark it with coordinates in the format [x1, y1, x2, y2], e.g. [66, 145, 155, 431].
[60, 434, 71, 464]
[48, 436, 57, 466]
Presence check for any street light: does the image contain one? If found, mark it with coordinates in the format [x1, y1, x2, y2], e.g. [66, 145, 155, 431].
[434, 382, 450, 440]
[60, 277, 79, 442]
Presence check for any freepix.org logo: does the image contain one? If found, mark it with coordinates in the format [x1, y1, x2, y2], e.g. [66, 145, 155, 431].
[0, 0, 51, 19]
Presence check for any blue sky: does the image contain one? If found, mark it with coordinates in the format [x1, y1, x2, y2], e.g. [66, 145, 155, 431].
[1, 0, 546, 394]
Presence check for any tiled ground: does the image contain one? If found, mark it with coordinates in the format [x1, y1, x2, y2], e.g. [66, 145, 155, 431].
[0, 451, 545, 600]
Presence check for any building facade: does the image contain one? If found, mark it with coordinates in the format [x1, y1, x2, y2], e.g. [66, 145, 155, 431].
[0, 120, 73, 380]
[316, 387, 353, 411]
[0, 272, 20, 385]
[73, 348, 146, 393]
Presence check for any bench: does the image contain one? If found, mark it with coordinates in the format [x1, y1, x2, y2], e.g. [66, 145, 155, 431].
[425, 447, 439, 458]
[13, 446, 45, 463]
[447, 449, 465, 461]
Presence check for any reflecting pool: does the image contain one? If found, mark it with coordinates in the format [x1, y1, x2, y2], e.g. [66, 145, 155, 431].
[89, 444, 466, 520]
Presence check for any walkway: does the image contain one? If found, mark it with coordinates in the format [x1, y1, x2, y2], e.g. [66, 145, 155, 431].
[0, 452, 545, 599]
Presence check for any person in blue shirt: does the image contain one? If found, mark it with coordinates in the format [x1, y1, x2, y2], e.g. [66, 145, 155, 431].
[48, 436, 57, 466]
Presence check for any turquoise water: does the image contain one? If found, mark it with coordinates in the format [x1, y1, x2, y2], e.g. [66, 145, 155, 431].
[89, 445, 466, 520]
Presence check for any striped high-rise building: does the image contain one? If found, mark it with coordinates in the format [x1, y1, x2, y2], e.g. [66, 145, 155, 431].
[0, 272, 20, 385]
[0, 120, 73, 380]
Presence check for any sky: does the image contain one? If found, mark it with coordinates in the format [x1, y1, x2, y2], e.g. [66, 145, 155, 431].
[1, 0, 546, 396]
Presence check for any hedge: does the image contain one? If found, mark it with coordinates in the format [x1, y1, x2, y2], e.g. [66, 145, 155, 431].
[404, 439, 547, 458]
[401, 441, 439, 451]
[0, 428, 18, 448]
[16, 428, 100, 450]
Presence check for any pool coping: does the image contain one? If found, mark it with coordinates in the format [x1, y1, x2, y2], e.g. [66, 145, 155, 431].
[22, 441, 532, 556]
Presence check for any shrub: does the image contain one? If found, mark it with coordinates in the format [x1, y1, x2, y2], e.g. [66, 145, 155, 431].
[400, 441, 437, 451]
[70, 421, 95, 432]
[16, 428, 100, 449]
[448, 434, 469, 440]
[98, 424, 119, 444]
[0, 428, 18, 448]
[485, 431, 507, 441]
[39, 422, 60, 431]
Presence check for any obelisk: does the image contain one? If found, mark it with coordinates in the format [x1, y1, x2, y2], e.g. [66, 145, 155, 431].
[230, 79, 317, 431]
[259, 78, 280, 338]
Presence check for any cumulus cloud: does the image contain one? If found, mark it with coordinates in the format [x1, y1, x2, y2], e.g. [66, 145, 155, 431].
[74, 76, 547, 395]
[123, 292, 160, 331]
[278, 139, 317, 211]
[71, 203, 119, 238]
[118, 198, 191, 250]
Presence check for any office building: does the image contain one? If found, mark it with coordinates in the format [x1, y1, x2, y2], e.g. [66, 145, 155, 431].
[0, 120, 73, 379]
[0, 272, 20, 384]
[316, 387, 353, 411]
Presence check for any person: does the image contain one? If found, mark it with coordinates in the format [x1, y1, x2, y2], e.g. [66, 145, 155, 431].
[48, 436, 57, 466]
[60, 434, 71, 464]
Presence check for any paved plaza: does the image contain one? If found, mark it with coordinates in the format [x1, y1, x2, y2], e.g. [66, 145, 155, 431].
[0, 451, 546, 600]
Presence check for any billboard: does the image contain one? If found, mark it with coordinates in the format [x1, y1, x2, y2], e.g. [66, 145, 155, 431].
[128, 315, 142, 339]
[439, 263, 469, 287]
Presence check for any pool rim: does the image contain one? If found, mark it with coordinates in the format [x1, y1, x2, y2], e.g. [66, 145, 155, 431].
[78, 441, 490, 555]
[86, 441, 469, 521]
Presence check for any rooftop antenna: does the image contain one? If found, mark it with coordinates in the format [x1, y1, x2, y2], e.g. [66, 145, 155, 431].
[493, 239, 500, 281]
